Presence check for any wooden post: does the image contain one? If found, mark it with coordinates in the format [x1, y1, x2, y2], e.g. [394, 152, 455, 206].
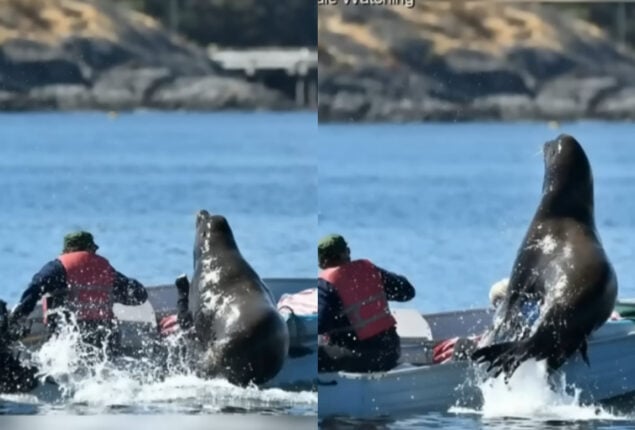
[295, 77, 306, 107]
[308, 77, 318, 109]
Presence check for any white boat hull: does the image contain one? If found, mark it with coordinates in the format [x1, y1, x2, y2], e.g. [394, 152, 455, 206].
[318, 311, 635, 418]
[20, 278, 318, 391]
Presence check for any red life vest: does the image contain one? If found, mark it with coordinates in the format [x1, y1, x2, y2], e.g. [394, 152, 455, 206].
[44, 251, 116, 323]
[319, 259, 396, 341]
[159, 314, 180, 336]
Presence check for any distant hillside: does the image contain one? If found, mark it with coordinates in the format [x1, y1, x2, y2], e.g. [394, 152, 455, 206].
[0, 0, 291, 110]
[318, 2, 635, 122]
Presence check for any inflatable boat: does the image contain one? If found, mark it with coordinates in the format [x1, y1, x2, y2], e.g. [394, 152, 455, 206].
[18, 278, 318, 391]
[318, 305, 635, 419]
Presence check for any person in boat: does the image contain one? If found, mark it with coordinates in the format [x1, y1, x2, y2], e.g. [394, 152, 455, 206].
[318, 234, 415, 373]
[0, 299, 38, 393]
[432, 279, 512, 364]
[9, 231, 148, 357]
[488, 278, 508, 309]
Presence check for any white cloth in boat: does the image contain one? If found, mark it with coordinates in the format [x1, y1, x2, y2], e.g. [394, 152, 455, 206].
[277, 288, 317, 316]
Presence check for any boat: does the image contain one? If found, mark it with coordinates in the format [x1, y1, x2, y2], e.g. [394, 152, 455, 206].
[318, 305, 635, 419]
[18, 278, 318, 391]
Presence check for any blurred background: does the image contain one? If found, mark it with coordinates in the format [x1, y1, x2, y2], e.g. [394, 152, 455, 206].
[0, 0, 317, 110]
[318, 1, 635, 122]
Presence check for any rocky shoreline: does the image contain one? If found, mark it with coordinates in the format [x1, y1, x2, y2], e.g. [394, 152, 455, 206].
[0, 0, 295, 111]
[0, 64, 294, 112]
[318, 3, 635, 122]
[318, 68, 635, 123]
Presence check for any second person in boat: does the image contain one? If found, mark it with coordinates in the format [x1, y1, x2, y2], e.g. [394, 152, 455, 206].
[9, 231, 149, 358]
[318, 234, 415, 373]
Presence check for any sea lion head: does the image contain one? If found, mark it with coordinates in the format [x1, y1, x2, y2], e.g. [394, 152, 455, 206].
[194, 210, 238, 264]
[540, 134, 594, 221]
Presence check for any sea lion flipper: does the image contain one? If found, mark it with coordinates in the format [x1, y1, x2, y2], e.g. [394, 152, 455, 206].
[175, 274, 194, 330]
[471, 339, 537, 380]
[175, 274, 190, 294]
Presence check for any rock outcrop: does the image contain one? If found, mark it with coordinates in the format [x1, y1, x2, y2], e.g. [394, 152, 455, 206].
[318, 2, 635, 122]
[0, 0, 291, 110]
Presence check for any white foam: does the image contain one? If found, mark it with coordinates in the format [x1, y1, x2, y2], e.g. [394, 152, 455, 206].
[0, 393, 40, 405]
[200, 289, 221, 313]
[20, 316, 316, 414]
[451, 360, 626, 422]
[198, 276, 242, 331]
[535, 234, 558, 254]
[200, 260, 222, 287]
[551, 272, 569, 301]
[222, 304, 242, 330]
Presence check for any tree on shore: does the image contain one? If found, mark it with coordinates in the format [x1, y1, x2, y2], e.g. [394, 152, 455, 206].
[122, 0, 316, 48]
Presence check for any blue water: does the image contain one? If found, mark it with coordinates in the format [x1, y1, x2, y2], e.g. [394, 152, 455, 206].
[319, 122, 635, 313]
[318, 121, 635, 429]
[0, 112, 316, 304]
[0, 112, 317, 417]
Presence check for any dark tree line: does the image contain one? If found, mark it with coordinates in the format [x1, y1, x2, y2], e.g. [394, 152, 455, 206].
[112, 1, 633, 50]
[115, 0, 316, 48]
[549, 3, 635, 48]
[588, 3, 635, 47]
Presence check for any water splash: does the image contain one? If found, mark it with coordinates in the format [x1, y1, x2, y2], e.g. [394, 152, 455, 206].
[451, 360, 627, 422]
[8, 314, 316, 415]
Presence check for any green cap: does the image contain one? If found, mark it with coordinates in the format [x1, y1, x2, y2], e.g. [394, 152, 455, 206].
[63, 231, 98, 253]
[318, 234, 348, 265]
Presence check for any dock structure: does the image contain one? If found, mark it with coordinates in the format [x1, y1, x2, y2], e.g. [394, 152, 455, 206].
[208, 47, 318, 108]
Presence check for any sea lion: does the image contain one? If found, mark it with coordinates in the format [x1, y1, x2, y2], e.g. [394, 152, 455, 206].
[471, 134, 617, 378]
[185, 210, 289, 386]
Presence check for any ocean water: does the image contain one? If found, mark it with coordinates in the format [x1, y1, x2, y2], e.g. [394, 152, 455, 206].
[319, 121, 635, 312]
[0, 112, 316, 298]
[0, 112, 317, 417]
[318, 121, 635, 429]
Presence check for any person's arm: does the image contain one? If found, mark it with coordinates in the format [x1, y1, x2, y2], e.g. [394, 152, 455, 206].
[377, 266, 415, 302]
[11, 260, 67, 320]
[318, 278, 341, 335]
[112, 272, 148, 306]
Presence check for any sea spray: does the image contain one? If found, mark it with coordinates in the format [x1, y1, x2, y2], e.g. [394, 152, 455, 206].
[451, 359, 625, 422]
[480, 359, 586, 419]
[23, 315, 316, 414]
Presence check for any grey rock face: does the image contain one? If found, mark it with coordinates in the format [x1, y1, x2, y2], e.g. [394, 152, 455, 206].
[318, 4, 635, 122]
